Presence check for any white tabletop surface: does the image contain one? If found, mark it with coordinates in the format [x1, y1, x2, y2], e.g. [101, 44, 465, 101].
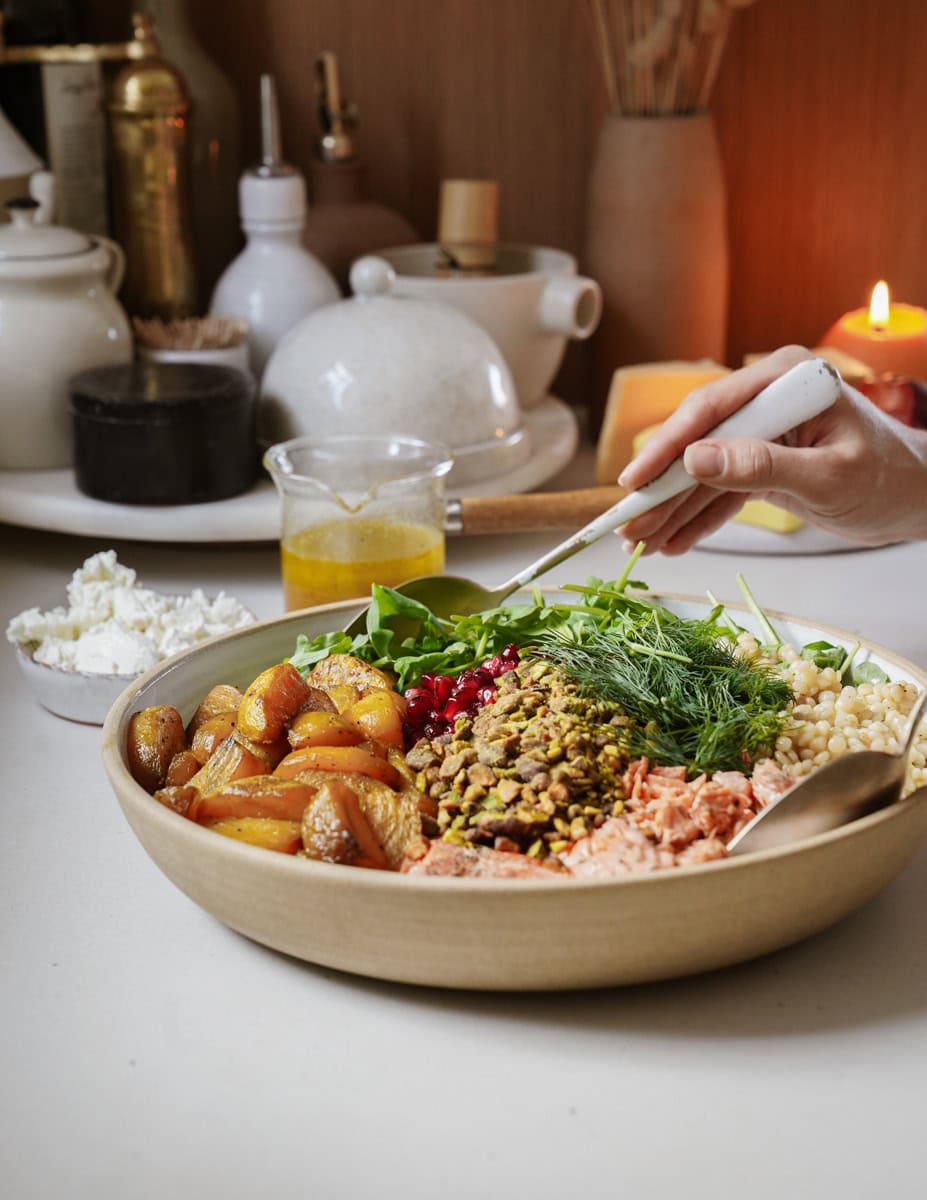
[2, 446, 926, 1200]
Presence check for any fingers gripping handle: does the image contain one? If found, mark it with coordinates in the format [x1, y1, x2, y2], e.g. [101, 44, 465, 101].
[609, 357, 842, 524]
[502, 358, 842, 593]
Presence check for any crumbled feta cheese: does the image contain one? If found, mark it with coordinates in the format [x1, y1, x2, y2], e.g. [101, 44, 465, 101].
[6, 552, 255, 677]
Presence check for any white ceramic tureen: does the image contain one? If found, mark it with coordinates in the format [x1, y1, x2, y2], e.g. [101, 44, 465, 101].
[0, 199, 132, 470]
[260, 256, 529, 486]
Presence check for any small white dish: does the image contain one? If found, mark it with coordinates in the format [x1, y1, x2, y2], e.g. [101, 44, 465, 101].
[15, 645, 139, 726]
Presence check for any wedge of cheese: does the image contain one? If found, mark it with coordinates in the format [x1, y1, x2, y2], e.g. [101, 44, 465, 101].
[596, 360, 729, 485]
[630, 424, 804, 535]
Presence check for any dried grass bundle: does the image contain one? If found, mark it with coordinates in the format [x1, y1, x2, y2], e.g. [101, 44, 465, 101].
[583, 0, 755, 115]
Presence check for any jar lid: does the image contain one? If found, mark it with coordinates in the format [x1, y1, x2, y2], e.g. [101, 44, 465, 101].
[70, 362, 256, 423]
[0, 200, 93, 261]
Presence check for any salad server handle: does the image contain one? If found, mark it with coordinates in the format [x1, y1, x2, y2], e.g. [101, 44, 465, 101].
[494, 357, 843, 597]
[448, 487, 623, 536]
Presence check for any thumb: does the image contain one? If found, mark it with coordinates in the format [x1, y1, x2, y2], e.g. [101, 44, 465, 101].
[683, 437, 815, 498]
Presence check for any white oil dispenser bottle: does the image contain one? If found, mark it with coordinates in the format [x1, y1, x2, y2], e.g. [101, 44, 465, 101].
[210, 75, 338, 378]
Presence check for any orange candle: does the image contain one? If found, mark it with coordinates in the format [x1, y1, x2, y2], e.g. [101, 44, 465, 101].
[821, 281, 927, 378]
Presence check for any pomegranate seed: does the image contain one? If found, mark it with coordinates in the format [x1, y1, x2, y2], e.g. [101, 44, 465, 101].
[477, 686, 496, 705]
[502, 644, 520, 661]
[419, 673, 436, 691]
[407, 695, 433, 721]
[484, 656, 504, 677]
[457, 669, 482, 687]
[404, 686, 431, 701]
[433, 675, 454, 703]
[423, 721, 444, 739]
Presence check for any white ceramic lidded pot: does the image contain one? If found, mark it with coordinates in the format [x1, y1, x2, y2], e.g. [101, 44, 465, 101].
[377, 243, 602, 409]
[261, 256, 528, 487]
[0, 199, 132, 470]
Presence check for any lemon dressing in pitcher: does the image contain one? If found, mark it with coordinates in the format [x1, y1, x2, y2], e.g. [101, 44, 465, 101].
[264, 434, 452, 612]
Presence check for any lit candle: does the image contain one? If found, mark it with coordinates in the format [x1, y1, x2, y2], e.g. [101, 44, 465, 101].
[821, 281, 927, 378]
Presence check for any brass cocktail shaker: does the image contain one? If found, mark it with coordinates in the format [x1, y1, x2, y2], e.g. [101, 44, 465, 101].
[107, 16, 197, 318]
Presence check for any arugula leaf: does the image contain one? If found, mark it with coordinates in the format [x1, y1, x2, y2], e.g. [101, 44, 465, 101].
[290, 630, 356, 672]
[800, 640, 847, 671]
[851, 661, 890, 686]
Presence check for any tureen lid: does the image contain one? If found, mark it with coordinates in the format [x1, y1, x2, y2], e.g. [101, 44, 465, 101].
[0, 199, 94, 261]
[261, 256, 527, 485]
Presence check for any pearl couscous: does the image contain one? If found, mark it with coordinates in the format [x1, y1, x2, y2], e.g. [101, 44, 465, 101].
[734, 634, 927, 794]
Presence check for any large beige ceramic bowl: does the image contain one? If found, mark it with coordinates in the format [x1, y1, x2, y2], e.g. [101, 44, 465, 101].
[102, 594, 927, 991]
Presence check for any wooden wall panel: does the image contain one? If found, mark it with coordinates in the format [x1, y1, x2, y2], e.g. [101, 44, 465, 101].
[88, 0, 927, 403]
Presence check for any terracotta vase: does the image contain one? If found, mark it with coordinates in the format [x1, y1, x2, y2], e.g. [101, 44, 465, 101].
[585, 112, 729, 434]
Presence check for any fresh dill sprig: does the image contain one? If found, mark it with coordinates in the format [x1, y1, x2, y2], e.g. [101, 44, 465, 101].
[536, 607, 793, 777]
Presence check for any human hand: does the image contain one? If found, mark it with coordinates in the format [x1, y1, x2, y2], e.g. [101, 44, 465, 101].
[617, 344, 927, 554]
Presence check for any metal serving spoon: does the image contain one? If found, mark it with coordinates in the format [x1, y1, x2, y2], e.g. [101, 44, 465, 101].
[727, 686, 927, 856]
[345, 357, 842, 634]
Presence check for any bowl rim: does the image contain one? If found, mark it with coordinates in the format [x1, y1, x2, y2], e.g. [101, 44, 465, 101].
[102, 589, 927, 894]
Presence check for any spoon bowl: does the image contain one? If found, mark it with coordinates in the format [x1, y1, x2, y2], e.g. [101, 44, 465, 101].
[728, 686, 927, 855]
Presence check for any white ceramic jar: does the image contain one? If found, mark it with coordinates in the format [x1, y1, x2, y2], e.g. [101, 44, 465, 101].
[377, 244, 602, 408]
[0, 200, 132, 470]
[261, 256, 528, 486]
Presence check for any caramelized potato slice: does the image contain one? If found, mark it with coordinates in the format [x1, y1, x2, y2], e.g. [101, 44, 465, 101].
[347, 774, 422, 868]
[154, 784, 199, 817]
[235, 730, 290, 769]
[127, 705, 188, 793]
[288, 709, 365, 749]
[324, 684, 361, 714]
[207, 817, 302, 854]
[304, 654, 394, 698]
[298, 686, 338, 715]
[343, 690, 406, 749]
[187, 733, 271, 796]
[186, 683, 245, 740]
[192, 775, 319, 823]
[274, 743, 401, 788]
[300, 778, 390, 869]
[190, 711, 238, 764]
[165, 748, 201, 787]
[237, 662, 311, 744]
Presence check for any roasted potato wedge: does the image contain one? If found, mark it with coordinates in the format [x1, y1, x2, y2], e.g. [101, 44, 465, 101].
[324, 684, 361, 714]
[207, 817, 302, 854]
[127, 705, 188, 793]
[186, 683, 245, 740]
[297, 686, 338, 715]
[300, 778, 390, 869]
[191, 775, 319, 823]
[290, 768, 421, 868]
[190, 711, 238, 764]
[274, 743, 401, 788]
[287, 709, 365, 750]
[165, 749, 201, 787]
[304, 654, 394, 698]
[187, 733, 271, 795]
[237, 662, 311, 743]
[344, 689, 407, 749]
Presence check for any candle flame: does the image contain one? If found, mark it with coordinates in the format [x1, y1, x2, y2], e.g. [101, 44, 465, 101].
[869, 280, 890, 329]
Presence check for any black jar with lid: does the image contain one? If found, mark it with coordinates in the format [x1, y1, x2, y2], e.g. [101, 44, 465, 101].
[70, 362, 257, 505]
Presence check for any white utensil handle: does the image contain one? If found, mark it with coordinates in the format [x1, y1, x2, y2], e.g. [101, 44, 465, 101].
[501, 358, 842, 593]
[612, 357, 842, 523]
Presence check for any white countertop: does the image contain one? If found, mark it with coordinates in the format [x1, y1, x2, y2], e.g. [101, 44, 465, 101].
[2, 449, 926, 1200]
